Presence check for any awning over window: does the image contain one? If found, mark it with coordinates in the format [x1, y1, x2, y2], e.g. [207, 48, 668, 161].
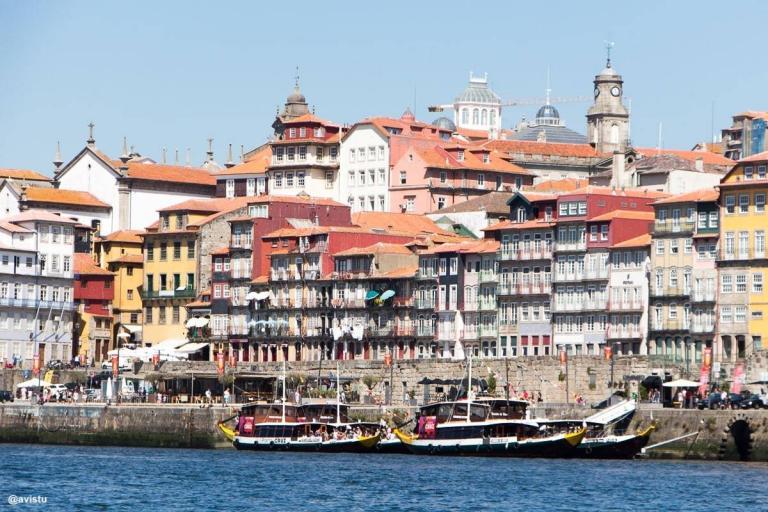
[176, 342, 209, 354]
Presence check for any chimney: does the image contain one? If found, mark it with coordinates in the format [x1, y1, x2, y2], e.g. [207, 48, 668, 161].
[53, 141, 63, 172]
[225, 143, 235, 168]
[695, 157, 704, 172]
[120, 137, 130, 164]
[206, 138, 214, 162]
[162, 147, 167, 164]
[19, 184, 28, 208]
[611, 151, 626, 189]
[186, 148, 191, 167]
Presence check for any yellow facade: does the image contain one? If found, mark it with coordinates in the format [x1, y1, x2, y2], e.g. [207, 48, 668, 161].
[719, 158, 768, 355]
[141, 212, 202, 346]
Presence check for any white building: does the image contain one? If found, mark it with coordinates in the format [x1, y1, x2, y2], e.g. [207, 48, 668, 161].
[53, 134, 216, 231]
[339, 122, 389, 212]
[0, 210, 76, 367]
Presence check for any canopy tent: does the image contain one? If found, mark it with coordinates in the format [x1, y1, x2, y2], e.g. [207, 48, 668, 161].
[379, 290, 395, 301]
[176, 342, 209, 354]
[116, 332, 131, 339]
[365, 290, 380, 301]
[121, 324, 142, 333]
[16, 378, 52, 388]
[663, 379, 702, 388]
[245, 291, 259, 301]
[154, 338, 190, 350]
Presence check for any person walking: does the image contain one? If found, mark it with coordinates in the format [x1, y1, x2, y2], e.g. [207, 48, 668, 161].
[205, 388, 212, 405]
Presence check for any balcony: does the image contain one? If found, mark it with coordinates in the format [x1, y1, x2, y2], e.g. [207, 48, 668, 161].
[497, 281, 552, 296]
[415, 298, 435, 309]
[463, 301, 478, 311]
[479, 299, 497, 311]
[553, 298, 607, 312]
[463, 327, 478, 340]
[552, 270, 584, 282]
[555, 241, 586, 252]
[651, 286, 690, 298]
[417, 269, 437, 280]
[437, 328, 456, 340]
[719, 248, 766, 261]
[302, 269, 321, 281]
[583, 268, 610, 280]
[230, 236, 253, 250]
[479, 269, 497, 283]
[479, 325, 498, 337]
[394, 324, 415, 336]
[89, 327, 112, 339]
[691, 289, 716, 302]
[416, 325, 435, 337]
[606, 325, 642, 339]
[690, 321, 715, 334]
[366, 325, 395, 337]
[0, 297, 76, 312]
[499, 247, 553, 261]
[270, 269, 293, 281]
[653, 220, 695, 234]
[393, 296, 415, 308]
[651, 319, 690, 332]
[141, 288, 196, 300]
[608, 299, 645, 312]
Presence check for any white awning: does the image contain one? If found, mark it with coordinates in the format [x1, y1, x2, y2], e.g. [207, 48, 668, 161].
[254, 291, 271, 301]
[185, 318, 197, 328]
[154, 338, 189, 350]
[245, 291, 259, 301]
[121, 324, 142, 333]
[176, 342, 209, 354]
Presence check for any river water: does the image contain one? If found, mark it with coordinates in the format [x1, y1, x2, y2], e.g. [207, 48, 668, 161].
[1, 444, 766, 511]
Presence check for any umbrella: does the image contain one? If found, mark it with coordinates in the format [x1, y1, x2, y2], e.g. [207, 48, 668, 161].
[16, 378, 52, 388]
[105, 378, 113, 400]
[379, 290, 395, 301]
[662, 379, 701, 388]
[365, 290, 380, 301]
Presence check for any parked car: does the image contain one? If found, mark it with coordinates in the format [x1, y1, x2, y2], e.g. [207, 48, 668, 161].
[698, 392, 746, 409]
[0, 390, 13, 402]
[739, 393, 768, 409]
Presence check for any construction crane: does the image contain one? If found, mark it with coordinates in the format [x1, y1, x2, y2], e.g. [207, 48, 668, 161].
[428, 95, 591, 113]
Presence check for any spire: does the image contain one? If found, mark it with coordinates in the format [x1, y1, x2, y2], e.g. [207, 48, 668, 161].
[240, 144, 244, 163]
[206, 138, 214, 161]
[53, 141, 63, 171]
[294, 65, 300, 90]
[174, 148, 179, 165]
[86, 122, 96, 147]
[225, 143, 235, 168]
[604, 40, 615, 69]
[186, 147, 191, 167]
[120, 137, 130, 163]
[162, 147, 167, 164]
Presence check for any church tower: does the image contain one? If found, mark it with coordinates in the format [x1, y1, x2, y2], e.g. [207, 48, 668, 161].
[586, 48, 630, 154]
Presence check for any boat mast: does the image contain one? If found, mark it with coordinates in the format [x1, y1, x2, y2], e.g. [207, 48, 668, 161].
[467, 355, 472, 423]
[281, 359, 286, 423]
[336, 362, 341, 424]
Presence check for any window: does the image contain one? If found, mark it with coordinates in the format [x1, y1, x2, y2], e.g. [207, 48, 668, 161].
[173, 241, 181, 260]
[246, 178, 255, 196]
[656, 240, 664, 255]
[225, 179, 235, 198]
[600, 225, 608, 241]
[316, 147, 324, 160]
[756, 231, 766, 257]
[187, 241, 195, 258]
[348, 171, 355, 186]
[145, 307, 153, 324]
[437, 197, 446, 210]
[276, 147, 284, 162]
[274, 172, 283, 188]
[757, 194, 766, 213]
[297, 172, 305, 187]
[127, 289, 133, 300]
[684, 239, 693, 254]
[286, 172, 294, 187]
[669, 304, 678, 319]
[697, 211, 707, 229]
[377, 169, 385, 184]
[214, 285, 222, 299]
[735, 305, 747, 323]
[739, 194, 749, 214]
[349, 148, 355, 163]
[477, 173, 485, 188]
[158, 307, 166, 324]
[325, 171, 333, 188]
[449, 257, 458, 275]
[439, 171, 447, 183]
[287, 147, 295, 161]
[670, 240, 679, 254]
[438, 258, 447, 276]
[760, 166, 767, 179]
[298, 146, 307, 160]
[709, 211, 718, 228]
[288, 128, 296, 138]
[721, 274, 733, 293]
[172, 306, 180, 324]
[745, 166, 754, 180]
[358, 148, 365, 161]
[63, 256, 71, 272]
[378, 146, 385, 160]
[359, 170, 366, 185]
[725, 195, 735, 214]
[753, 272, 763, 293]
[399, 171, 406, 185]
[405, 196, 415, 212]
[736, 274, 747, 293]
[126, 266, 134, 276]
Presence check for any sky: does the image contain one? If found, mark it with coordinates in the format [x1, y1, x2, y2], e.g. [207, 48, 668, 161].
[1, 0, 767, 174]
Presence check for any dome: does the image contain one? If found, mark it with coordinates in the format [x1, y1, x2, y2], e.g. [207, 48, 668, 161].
[535, 104, 560, 120]
[598, 64, 618, 77]
[400, 107, 416, 122]
[454, 75, 501, 105]
[287, 87, 306, 104]
[432, 116, 456, 132]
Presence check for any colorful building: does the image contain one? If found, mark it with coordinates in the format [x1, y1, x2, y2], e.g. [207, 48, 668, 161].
[73, 253, 114, 361]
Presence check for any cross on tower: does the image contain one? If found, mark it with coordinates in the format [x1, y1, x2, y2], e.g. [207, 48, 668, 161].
[87, 122, 95, 144]
[604, 41, 615, 67]
[294, 66, 300, 88]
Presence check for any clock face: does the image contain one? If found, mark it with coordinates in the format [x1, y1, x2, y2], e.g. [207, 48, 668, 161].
[594, 87, 600, 98]
[610, 86, 621, 97]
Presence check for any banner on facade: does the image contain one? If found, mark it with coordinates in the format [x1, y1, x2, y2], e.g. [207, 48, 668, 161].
[217, 352, 225, 375]
[698, 347, 712, 395]
[111, 354, 119, 379]
[731, 363, 745, 394]
[32, 353, 40, 377]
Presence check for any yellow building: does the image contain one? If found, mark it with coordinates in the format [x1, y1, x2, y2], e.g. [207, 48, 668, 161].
[718, 152, 768, 360]
[96, 230, 144, 346]
[140, 198, 250, 347]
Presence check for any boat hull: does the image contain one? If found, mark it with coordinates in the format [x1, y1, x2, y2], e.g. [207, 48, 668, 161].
[394, 428, 585, 458]
[376, 437, 410, 454]
[574, 425, 655, 459]
[233, 434, 379, 453]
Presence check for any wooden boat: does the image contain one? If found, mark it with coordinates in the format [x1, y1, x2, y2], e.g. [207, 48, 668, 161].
[393, 399, 585, 457]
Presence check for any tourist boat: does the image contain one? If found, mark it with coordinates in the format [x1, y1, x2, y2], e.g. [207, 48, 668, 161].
[536, 400, 655, 459]
[394, 360, 585, 457]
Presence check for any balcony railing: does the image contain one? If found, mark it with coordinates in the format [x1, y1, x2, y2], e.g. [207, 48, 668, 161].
[479, 299, 496, 311]
[416, 325, 435, 337]
[140, 288, 196, 300]
[497, 282, 552, 295]
[691, 289, 716, 302]
[479, 270, 497, 283]
[393, 296, 415, 307]
[554, 241, 586, 252]
[608, 299, 645, 311]
[0, 297, 76, 311]
[415, 298, 435, 309]
[552, 298, 608, 312]
[230, 236, 253, 249]
[651, 286, 690, 297]
[479, 325, 498, 337]
[719, 248, 766, 261]
[270, 269, 293, 281]
[552, 270, 583, 282]
[463, 327, 478, 340]
[653, 220, 695, 234]
[651, 319, 690, 332]
[437, 329, 456, 340]
[463, 301, 478, 311]
[499, 246, 554, 261]
[690, 322, 715, 334]
[606, 325, 642, 339]
[417, 269, 437, 280]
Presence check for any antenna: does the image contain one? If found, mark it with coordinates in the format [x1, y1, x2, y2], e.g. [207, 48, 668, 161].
[604, 40, 615, 67]
[657, 121, 663, 155]
[545, 66, 551, 106]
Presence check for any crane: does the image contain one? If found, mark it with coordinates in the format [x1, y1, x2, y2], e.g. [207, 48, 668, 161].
[428, 95, 591, 113]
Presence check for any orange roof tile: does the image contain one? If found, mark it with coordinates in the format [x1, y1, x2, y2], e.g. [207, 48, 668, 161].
[378, 265, 418, 278]
[0, 168, 51, 182]
[74, 253, 113, 276]
[483, 219, 556, 232]
[108, 254, 144, 264]
[486, 140, 609, 159]
[100, 230, 144, 243]
[24, 187, 110, 208]
[0, 221, 32, 233]
[420, 239, 500, 255]
[117, 161, 216, 186]
[251, 275, 269, 284]
[333, 242, 414, 257]
[589, 210, 655, 222]
[352, 211, 454, 236]
[635, 147, 734, 166]
[611, 233, 651, 249]
[248, 194, 346, 207]
[282, 113, 338, 126]
[158, 196, 251, 213]
[529, 178, 589, 193]
[263, 226, 376, 239]
[653, 188, 719, 205]
[213, 145, 271, 176]
[2, 210, 78, 224]
[185, 300, 211, 308]
[564, 185, 669, 199]
[738, 151, 768, 163]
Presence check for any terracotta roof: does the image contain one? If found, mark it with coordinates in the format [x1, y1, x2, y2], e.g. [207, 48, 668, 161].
[0, 221, 33, 233]
[564, 185, 669, 199]
[211, 247, 230, 255]
[213, 145, 271, 176]
[378, 265, 418, 278]
[263, 226, 376, 239]
[0, 168, 51, 182]
[634, 147, 734, 167]
[611, 233, 651, 249]
[74, 253, 113, 276]
[352, 211, 454, 236]
[282, 113, 338, 126]
[227, 215, 254, 223]
[333, 242, 414, 257]
[108, 254, 144, 264]
[185, 300, 211, 308]
[2, 210, 78, 224]
[483, 219, 556, 232]
[420, 239, 500, 255]
[734, 111, 768, 120]
[248, 194, 347, 207]
[251, 275, 269, 284]
[529, 178, 589, 193]
[455, 127, 490, 140]
[100, 230, 144, 243]
[514, 191, 559, 202]
[653, 188, 719, 205]
[117, 161, 216, 186]
[158, 196, 251, 213]
[347, 116, 453, 142]
[433, 191, 514, 215]
[485, 140, 608, 159]
[413, 145, 531, 175]
[23, 187, 110, 208]
[589, 210, 655, 222]
[739, 151, 768, 163]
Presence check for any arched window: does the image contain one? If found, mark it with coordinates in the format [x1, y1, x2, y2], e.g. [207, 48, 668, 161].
[461, 108, 469, 125]
[610, 124, 619, 144]
[481, 109, 488, 126]
[489, 109, 496, 127]
[472, 108, 479, 125]
[516, 207, 526, 222]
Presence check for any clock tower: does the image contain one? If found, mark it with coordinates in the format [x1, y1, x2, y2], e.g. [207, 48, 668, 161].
[586, 51, 630, 154]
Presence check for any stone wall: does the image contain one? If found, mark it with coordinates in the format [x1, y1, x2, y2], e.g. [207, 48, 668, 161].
[198, 206, 248, 291]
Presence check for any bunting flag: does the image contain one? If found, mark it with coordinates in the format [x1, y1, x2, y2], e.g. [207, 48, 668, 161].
[698, 347, 712, 395]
